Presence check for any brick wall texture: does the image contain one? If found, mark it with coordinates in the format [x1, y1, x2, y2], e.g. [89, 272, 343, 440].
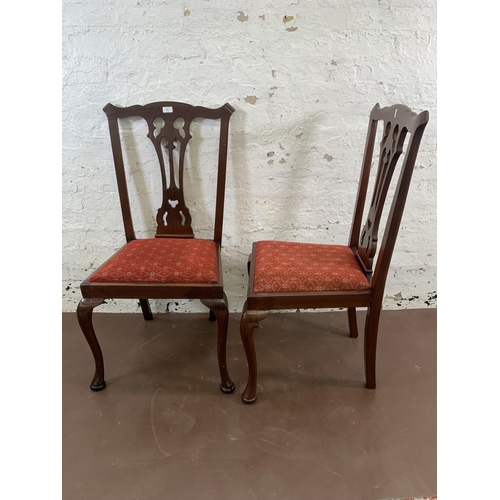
[62, 0, 437, 313]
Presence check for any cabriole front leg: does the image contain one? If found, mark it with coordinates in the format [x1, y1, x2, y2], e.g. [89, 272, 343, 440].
[77, 298, 106, 391]
[201, 293, 235, 394]
[240, 303, 269, 404]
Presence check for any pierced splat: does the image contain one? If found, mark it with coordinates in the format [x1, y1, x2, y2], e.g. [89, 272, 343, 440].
[103, 101, 235, 243]
[146, 112, 194, 237]
[358, 119, 408, 271]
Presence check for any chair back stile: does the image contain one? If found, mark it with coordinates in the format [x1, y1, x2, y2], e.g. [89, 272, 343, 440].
[348, 116, 378, 258]
[104, 111, 136, 243]
[214, 117, 231, 244]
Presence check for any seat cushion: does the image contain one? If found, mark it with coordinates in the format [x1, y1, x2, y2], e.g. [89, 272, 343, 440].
[253, 241, 370, 293]
[88, 238, 219, 284]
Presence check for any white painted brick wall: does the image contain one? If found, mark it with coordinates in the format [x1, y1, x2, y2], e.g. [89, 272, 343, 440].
[62, 0, 437, 313]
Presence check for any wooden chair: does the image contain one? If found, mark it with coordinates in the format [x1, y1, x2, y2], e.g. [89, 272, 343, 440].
[240, 103, 429, 403]
[77, 101, 235, 394]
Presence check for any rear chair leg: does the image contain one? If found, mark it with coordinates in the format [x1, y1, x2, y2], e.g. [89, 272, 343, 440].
[364, 305, 381, 389]
[348, 307, 358, 338]
[240, 302, 269, 404]
[77, 298, 106, 391]
[201, 293, 235, 394]
[139, 299, 153, 321]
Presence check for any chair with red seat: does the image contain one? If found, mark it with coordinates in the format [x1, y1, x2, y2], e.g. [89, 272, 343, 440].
[77, 100, 235, 393]
[240, 103, 429, 403]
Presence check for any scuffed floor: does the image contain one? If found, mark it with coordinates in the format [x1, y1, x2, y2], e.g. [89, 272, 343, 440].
[63, 309, 436, 499]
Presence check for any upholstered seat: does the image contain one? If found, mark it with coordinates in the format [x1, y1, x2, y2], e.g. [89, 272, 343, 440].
[89, 239, 219, 284]
[253, 241, 370, 293]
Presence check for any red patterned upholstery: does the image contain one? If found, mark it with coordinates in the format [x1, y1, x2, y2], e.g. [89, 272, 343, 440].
[253, 241, 370, 293]
[89, 238, 219, 284]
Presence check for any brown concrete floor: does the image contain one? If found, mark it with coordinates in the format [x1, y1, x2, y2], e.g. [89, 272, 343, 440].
[63, 309, 436, 500]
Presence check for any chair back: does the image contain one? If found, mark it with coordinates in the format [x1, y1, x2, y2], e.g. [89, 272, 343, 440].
[348, 104, 429, 291]
[103, 101, 235, 243]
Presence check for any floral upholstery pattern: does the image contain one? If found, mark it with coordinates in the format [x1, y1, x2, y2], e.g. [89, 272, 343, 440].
[88, 238, 219, 284]
[253, 241, 370, 293]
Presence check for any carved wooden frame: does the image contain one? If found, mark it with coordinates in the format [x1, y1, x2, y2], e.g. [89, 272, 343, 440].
[77, 101, 235, 394]
[240, 103, 429, 403]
